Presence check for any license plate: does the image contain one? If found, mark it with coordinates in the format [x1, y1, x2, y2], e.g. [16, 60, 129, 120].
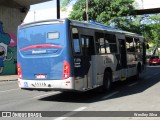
[35, 74, 46, 79]
[34, 82, 47, 87]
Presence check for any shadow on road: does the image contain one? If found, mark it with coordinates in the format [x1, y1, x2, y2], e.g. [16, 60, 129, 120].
[39, 66, 160, 103]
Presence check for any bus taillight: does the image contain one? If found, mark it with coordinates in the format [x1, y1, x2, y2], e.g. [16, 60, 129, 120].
[17, 63, 22, 79]
[63, 61, 70, 80]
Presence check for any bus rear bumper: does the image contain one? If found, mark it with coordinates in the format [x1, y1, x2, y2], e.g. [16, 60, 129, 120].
[18, 77, 75, 91]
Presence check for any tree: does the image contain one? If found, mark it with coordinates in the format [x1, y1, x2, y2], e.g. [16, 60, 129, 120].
[61, 0, 73, 11]
[138, 14, 160, 56]
[141, 14, 160, 44]
[69, 0, 134, 25]
[61, 0, 72, 6]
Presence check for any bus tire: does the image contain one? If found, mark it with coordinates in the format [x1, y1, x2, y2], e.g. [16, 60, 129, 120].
[101, 71, 112, 93]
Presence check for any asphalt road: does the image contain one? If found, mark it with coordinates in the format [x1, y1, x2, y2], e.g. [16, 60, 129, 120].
[0, 66, 160, 120]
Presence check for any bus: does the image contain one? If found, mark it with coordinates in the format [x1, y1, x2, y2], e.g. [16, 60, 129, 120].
[17, 18, 146, 92]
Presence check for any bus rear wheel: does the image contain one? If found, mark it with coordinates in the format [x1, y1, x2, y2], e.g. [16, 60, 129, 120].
[101, 71, 112, 93]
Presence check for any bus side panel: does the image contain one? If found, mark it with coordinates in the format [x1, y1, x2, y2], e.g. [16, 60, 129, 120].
[93, 54, 122, 84]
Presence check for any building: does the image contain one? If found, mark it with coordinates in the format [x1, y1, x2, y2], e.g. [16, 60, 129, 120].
[0, 0, 50, 75]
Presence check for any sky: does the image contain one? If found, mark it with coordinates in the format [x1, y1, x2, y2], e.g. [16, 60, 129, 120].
[135, 0, 160, 9]
[30, 0, 57, 10]
[24, 0, 74, 23]
[23, 0, 160, 23]
[29, 0, 160, 10]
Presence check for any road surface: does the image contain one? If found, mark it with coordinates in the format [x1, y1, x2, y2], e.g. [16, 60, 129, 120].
[0, 66, 160, 120]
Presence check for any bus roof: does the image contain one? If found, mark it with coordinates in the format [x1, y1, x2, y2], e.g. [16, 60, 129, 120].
[70, 19, 144, 39]
[19, 18, 144, 40]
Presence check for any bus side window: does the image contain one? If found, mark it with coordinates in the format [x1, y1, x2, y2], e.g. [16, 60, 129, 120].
[72, 28, 81, 54]
[105, 34, 117, 53]
[88, 36, 95, 55]
[105, 40, 111, 53]
[81, 37, 85, 56]
[73, 39, 81, 54]
[134, 38, 141, 52]
[126, 37, 135, 52]
[81, 36, 95, 56]
[85, 38, 90, 56]
[95, 32, 105, 54]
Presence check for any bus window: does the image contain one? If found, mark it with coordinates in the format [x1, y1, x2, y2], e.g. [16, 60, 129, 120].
[99, 38, 105, 54]
[95, 32, 105, 54]
[105, 34, 117, 53]
[73, 39, 81, 53]
[126, 37, 135, 52]
[72, 28, 81, 54]
[81, 37, 85, 56]
[105, 40, 111, 53]
[134, 38, 141, 52]
[86, 38, 89, 47]
[82, 37, 90, 55]
[81, 35, 95, 56]
[47, 32, 59, 39]
[139, 43, 143, 53]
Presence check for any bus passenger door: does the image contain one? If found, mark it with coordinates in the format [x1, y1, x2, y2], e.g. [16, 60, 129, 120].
[72, 32, 84, 78]
[119, 39, 127, 79]
[81, 36, 94, 89]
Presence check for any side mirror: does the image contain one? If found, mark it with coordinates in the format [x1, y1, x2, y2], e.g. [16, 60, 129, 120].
[146, 44, 149, 49]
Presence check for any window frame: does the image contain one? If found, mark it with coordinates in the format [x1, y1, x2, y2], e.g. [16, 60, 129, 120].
[95, 31, 106, 55]
[104, 33, 117, 54]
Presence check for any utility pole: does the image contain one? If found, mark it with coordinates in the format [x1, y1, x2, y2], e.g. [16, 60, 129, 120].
[86, 0, 88, 21]
[57, 0, 60, 19]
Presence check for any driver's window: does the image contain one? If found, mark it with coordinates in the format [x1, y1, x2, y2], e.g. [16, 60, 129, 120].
[72, 28, 81, 54]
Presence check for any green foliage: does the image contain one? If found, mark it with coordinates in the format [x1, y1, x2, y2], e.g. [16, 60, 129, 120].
[116, 14, 160, 48]
[142, 14, 160, 46]
[114, 16, 146, 34]
[61, 0, 73, 11]
[69, 0, 134, 24]
[61, 0, 72, 6]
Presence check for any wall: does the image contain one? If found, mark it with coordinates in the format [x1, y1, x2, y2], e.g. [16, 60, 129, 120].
[0, 6, 26, 75]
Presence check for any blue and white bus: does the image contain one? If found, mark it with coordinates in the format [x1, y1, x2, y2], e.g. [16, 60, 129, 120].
[17, 19, 146, 92]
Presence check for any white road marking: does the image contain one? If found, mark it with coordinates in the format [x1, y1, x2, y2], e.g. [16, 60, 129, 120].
[54, 107, 87, 120]
[128, 82, 138, 87]
[0, 88, 19, 93]
[33, 91, 60, 99]
[101, 91, 119, 100]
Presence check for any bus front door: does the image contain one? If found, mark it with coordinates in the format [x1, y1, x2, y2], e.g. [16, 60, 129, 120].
[81, 36, 94, 89]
